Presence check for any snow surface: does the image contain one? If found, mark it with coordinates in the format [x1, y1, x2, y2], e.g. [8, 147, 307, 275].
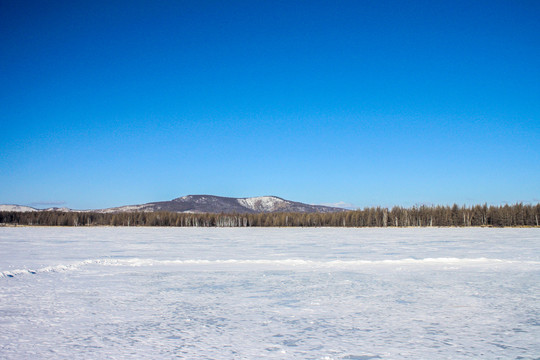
[1, 227, 539, 359]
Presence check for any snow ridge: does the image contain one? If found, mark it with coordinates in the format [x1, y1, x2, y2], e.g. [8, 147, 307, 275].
[3, 257, 538, 278]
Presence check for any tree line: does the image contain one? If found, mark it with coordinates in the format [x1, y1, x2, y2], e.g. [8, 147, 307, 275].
[1, 203, 539, 227]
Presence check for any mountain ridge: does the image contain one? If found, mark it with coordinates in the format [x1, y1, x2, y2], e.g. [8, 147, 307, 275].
[101, 195, 346, 214]
[0, 195, 346, 214]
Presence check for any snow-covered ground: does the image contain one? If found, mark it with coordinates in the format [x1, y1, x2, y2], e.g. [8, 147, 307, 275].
[1, 227, 539, 359]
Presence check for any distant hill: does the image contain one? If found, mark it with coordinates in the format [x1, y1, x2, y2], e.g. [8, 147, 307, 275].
[1, 195, 346, 214]
[0, 205, 74, 212]
[0, 205, 38, 212]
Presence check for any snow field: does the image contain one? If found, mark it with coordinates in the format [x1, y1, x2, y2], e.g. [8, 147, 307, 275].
[1, 227, 539, 359]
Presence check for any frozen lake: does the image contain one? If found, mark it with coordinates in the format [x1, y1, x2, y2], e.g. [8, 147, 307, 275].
[1, 227, 539, 359]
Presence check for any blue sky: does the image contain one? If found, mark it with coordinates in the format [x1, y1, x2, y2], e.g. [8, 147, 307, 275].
[1, 0, 539, 209]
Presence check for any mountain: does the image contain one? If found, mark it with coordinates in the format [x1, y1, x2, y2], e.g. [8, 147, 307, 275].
[99, 195, 346, 214]
[1, 195, 347, 214]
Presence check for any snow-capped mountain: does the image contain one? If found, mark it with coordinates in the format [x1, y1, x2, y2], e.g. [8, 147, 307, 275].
[100, 195, 346, 214]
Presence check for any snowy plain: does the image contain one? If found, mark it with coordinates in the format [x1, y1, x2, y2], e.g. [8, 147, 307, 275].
[0, 227, 539, 359]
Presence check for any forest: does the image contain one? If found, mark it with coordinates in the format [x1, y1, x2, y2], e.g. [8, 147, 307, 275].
[1, 203, 539, 227]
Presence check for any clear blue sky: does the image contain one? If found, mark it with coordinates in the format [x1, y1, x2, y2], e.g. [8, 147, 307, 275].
[1, 0, 539, 209]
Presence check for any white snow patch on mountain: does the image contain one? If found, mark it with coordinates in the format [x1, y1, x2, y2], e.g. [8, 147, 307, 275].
[44, 207, 74, 212]
[237, 196, 288, 212]
[99, 204, 151, 213]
